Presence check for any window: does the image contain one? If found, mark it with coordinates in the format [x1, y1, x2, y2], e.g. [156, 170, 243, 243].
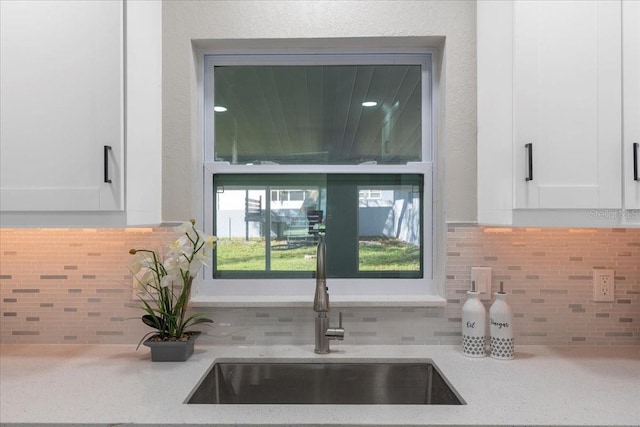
[213, 173, 423, 278]
[200, 52, 437, 303]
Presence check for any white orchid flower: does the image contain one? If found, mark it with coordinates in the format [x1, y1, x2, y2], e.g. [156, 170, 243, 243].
[163, 255, 180, 274]
[140, 256, 157, 269]
[129, 259, 143, 275]
[188, 251, 209, 276]
[160, 273, 176, 288]
[203, 233, 218, 249]
[174, 220, 201, 242]
[135, 268, 156, 288]
[172, 234, 191, 248]
[178, 252, 194, 270]
[159, 261, 181, 288]
[130, 252, 154, 274]
[173, 221, 193, 234]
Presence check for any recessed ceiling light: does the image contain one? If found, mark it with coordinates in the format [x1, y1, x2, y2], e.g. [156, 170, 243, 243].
[214, 106, 228, 112]
[361, 101, 378, 108]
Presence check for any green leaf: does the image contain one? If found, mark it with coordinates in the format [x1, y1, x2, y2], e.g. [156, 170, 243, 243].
[136, 330, 158, 350]
[141, 314, 160, 329]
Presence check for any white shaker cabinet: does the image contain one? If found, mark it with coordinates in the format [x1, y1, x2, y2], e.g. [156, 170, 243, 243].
[0, 0, 162, 227]
[0, 0, 124, 212]
[478, 0, 639, 226]
[623, 0, 640, 210]
[513, 0, 621, 210]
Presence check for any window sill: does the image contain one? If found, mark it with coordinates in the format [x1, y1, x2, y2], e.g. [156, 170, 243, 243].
[190, 294, 446, 308]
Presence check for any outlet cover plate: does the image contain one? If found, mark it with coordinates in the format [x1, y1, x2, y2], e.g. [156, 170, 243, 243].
[593, 269, 615, 302]
[471, 267, 492, 300]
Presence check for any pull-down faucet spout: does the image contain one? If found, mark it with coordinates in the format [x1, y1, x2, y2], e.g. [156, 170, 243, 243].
[313, 235, 329, 313]
[313, 235, 344, 354]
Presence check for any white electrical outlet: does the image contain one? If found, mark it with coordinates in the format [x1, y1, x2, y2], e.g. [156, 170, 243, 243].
[471, 267, 492, 300]
[593, 269, 615, 302]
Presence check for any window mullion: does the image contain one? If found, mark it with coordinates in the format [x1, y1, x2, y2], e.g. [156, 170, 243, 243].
[265, 186, 272, 272]
[326, 176, 359, 278]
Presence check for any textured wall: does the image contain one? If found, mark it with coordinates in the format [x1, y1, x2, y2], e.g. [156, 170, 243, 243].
[162, 0, 477, 222]
[1, 226, 638, 346]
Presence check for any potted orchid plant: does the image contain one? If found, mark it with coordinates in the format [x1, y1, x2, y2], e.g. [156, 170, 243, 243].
[129, 219, 216, 361]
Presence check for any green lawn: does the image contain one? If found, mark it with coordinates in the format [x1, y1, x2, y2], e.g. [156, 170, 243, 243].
[358, 237, 421, 271]
[216, 237, 420, 271]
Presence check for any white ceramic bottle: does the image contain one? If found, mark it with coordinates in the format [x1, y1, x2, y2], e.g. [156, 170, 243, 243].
[489, 281, 514, 360]
[461, 281, 486, 357]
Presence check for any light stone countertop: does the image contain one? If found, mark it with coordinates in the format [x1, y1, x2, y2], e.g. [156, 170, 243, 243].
[0, 344, 639, 427]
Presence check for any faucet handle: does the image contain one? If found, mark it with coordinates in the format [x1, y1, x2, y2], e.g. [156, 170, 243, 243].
[326, 311, 345, 341]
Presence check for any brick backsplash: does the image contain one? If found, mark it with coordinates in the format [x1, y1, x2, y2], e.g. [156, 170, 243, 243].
[0, 226, 638, 346]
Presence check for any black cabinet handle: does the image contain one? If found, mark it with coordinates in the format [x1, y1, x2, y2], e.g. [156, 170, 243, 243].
[634, 143, 639, 182]
[104, 145, 112, 184]
[525, 143, 533, 181]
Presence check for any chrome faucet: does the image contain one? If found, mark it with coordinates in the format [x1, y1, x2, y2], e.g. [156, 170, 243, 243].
[313, 234, 345, 354]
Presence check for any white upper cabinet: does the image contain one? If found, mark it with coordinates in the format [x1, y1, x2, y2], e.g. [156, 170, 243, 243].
[0, 0, 162, 227]
[478, 0, 639, 226]
[623, 0, 640, 210]
[0, 0, 124, 212]
[513, 0, 621, 210]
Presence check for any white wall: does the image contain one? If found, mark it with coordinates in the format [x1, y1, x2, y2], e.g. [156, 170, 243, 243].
[162, 0, 477, 222]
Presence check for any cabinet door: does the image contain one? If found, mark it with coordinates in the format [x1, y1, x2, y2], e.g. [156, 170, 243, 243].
[0, 0, 123, 211]
[514, 0, 622, 209]
[624, 0, 640, 209]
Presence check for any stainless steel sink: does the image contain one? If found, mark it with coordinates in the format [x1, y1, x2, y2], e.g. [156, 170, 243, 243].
[186, 360, 464, 405]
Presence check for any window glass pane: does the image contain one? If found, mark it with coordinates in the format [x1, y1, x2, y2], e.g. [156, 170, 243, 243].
[213, 175, 326, 278]
[213, 65, 422, 165]
[213, 174, 422, 279]
[358, 185, 421, 272]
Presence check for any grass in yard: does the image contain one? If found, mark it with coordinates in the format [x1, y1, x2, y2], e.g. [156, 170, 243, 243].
[215, 239, 317, 270]
[358, 237, 421, 271]
[216, 237, 419, 271]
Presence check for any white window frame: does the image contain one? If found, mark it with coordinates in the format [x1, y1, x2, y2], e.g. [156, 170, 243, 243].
[192, 51, 444, 307]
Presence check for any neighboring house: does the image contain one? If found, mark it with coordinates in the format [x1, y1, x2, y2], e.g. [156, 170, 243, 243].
[216, 187, 420, 246]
